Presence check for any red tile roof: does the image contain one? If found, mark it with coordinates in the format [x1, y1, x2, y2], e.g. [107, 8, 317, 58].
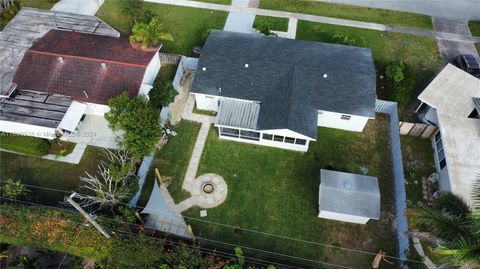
[13, 30, 159, 105]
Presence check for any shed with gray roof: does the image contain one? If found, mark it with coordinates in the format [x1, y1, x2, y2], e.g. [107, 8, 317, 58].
[318, 169, 380, 224]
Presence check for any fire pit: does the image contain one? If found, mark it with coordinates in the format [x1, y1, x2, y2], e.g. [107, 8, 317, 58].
[202, 182, 215, 194]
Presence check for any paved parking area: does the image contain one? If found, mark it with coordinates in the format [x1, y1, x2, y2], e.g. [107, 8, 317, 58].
[433, 18, 479, 64]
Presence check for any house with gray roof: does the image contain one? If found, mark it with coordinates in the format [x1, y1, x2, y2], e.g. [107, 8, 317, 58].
[190, 30, 377, 151]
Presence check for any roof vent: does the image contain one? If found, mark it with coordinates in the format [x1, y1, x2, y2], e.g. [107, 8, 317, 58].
[101, 62, 107, 69]
[244, 63, 249, 68]
[218, 87, 222, 93]
[202, 67, 207, 71]
[323, 73, 328, 78]
[57, 56, 64, 62]
[343, 182, 352, 189]
[83, 90, 89, 98]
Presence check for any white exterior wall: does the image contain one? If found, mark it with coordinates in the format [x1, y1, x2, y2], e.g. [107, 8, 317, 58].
[138, 84, 153, 98]
[318, 210, 370, 224]
[194, 93, 220, 112]
[0, 120, 57, 139]
[85, 102, 110, 116]
[141, 51, 161, 86]
[216, 125, 312, 152]
[317, 110, 370, 132]
[431, 133, 452, 192]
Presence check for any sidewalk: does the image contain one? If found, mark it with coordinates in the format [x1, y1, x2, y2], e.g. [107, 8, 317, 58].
[144, 0, 480, 43]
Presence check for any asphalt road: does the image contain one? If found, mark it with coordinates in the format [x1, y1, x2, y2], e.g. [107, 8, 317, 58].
[319, 0, 480, 21]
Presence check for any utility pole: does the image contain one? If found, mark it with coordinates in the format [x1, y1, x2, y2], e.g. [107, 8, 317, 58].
[67, 192, 111, 239]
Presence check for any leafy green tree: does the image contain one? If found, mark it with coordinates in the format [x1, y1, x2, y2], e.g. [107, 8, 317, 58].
[149, 80, 177, 109]
[1, 179, 29, 200]
[105, 92, 162, 160]
[385, 60, 415, 106]
[409, 188, 480, 267]
[129, 17, 173, 49]
[120, 0, 143, 25]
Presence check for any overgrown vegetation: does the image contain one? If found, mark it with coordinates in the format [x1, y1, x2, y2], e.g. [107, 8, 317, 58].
[0, 204, 274, 268]
[254, 16, 288, 32]
[105, 92, 162, 160]
[255, 21, 276, 36]
[385, 60, 415, 106]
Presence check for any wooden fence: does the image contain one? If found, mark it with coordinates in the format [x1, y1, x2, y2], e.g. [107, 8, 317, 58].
[159, 52, 182, 65]
[398, 122, 437, 138]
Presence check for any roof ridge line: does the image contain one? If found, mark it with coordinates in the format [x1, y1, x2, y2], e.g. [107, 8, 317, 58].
[28, 49, 149, 68]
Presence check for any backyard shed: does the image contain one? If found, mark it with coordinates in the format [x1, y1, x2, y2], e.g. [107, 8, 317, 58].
[318, 169, 380, 224]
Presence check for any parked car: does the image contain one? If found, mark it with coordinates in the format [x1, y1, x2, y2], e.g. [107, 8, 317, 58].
[453, 54, 480, 78]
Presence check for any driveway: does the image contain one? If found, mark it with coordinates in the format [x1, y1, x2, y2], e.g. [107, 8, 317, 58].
[319, 0, 480, 21]
[433, 18, 480, 64]
[51, 0, 103, 15]
[223, 0, 257, 33]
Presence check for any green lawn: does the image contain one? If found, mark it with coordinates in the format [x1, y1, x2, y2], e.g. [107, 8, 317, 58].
[0, 134, 50, 157]
[196, 0, 231, 3]
[169, 115, 400, 268]
[137, 120, 201, 207]
[254, 15, 289, 32]
[20, 0, 58, 9]
[469, 21, 480, 36]
[97, 0, 228, 55]
[296, 21, 441, 112]
[259, 0, 433, 30]
[0, 146, 106, 205]
[157, 64, 178, 81]
[400, 136, 436, 207]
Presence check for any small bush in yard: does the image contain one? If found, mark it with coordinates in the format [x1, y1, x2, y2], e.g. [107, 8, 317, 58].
[1, 179, 29, 200]
[385, 60, 415, 106]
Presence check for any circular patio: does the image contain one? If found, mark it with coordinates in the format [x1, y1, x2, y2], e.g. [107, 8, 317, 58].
[189, 173, 228, 208]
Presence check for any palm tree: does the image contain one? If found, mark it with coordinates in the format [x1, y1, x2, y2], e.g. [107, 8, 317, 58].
[120, 0, 143, 25]
[409, 179, 480, 268]
[129, 17, 173, 49]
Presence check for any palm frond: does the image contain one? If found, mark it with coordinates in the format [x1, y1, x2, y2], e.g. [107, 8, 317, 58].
[436, 236, 480, 267]
[415, 208, 470, 243]
[432, 192, 471, 219]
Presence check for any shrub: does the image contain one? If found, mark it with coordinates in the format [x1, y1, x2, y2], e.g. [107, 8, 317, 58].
[1, 179, 29, 200]
[385, 60, 415, 106]
[256, 21, 276, 36]
[149, 80, 178, 109]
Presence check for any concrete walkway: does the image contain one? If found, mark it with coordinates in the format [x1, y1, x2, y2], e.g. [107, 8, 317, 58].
[412, 237, 437, 269]
[144, 0, 480, 43]
[224, 0, 257, 33]
[319, 0, 480, 21]
[43, 143, 87, 164]
[273, 18, 297, 39]
[51, 0, 104, 15]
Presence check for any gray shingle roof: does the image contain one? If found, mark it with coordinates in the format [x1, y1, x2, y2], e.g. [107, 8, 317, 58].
[191, 30, 377, 139]
[319, 169, 380, 220]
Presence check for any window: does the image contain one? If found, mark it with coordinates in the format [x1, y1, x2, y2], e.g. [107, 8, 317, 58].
[220, 127, 239, 138]
[240, 130, 260, 141]
[295, 139, 306, 145]
[274, 135, 284, 142]
[284, 137, 295, 144]
[341, 114, 351, 120]
[434, 131, 447, 170]
[262, 133, 273, 140]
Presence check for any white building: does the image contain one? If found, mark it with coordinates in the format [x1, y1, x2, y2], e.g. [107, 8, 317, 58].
[0, 9, 161, 149]
[416, 64, 480, 206]
[190, 30, 377, 151]
[318, 169, 380, 224]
